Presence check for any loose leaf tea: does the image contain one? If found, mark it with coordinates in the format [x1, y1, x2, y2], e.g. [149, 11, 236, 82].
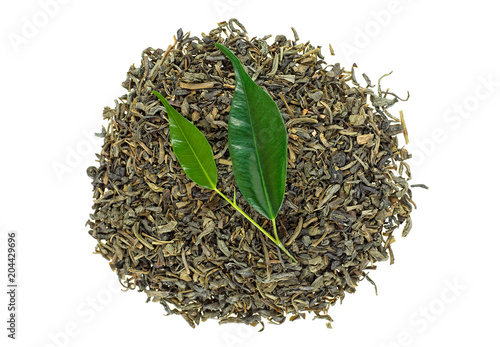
[87, 19, 415, 329]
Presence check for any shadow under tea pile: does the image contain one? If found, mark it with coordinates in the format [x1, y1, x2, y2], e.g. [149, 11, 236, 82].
[86, 19, 414, 328]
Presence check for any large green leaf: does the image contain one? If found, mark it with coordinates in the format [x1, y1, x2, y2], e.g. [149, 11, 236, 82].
[215, 43, 287, 220]
[153, 91, 217, 190]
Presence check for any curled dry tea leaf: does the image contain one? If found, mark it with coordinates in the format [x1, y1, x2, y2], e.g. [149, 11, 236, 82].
[215, 43, 288, 220]
[153, 91, 217, 190]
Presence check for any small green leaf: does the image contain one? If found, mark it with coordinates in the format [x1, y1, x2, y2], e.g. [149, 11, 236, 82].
[153, 91, 217, 190]
[215, 43, 287, 220]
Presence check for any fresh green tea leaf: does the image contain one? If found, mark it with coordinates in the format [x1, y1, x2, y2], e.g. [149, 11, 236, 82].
[153, 91, 217, 190]
[215, 43, 287, 220]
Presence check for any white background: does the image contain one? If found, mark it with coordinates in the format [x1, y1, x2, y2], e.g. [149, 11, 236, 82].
[1, 0, 499, 346]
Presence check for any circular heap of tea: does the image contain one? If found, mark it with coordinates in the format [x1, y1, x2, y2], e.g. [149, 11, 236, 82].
[87, 19, 414, 328]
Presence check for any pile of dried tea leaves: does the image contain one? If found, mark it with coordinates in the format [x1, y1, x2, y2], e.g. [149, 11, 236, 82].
[87, 19, 415, 328]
